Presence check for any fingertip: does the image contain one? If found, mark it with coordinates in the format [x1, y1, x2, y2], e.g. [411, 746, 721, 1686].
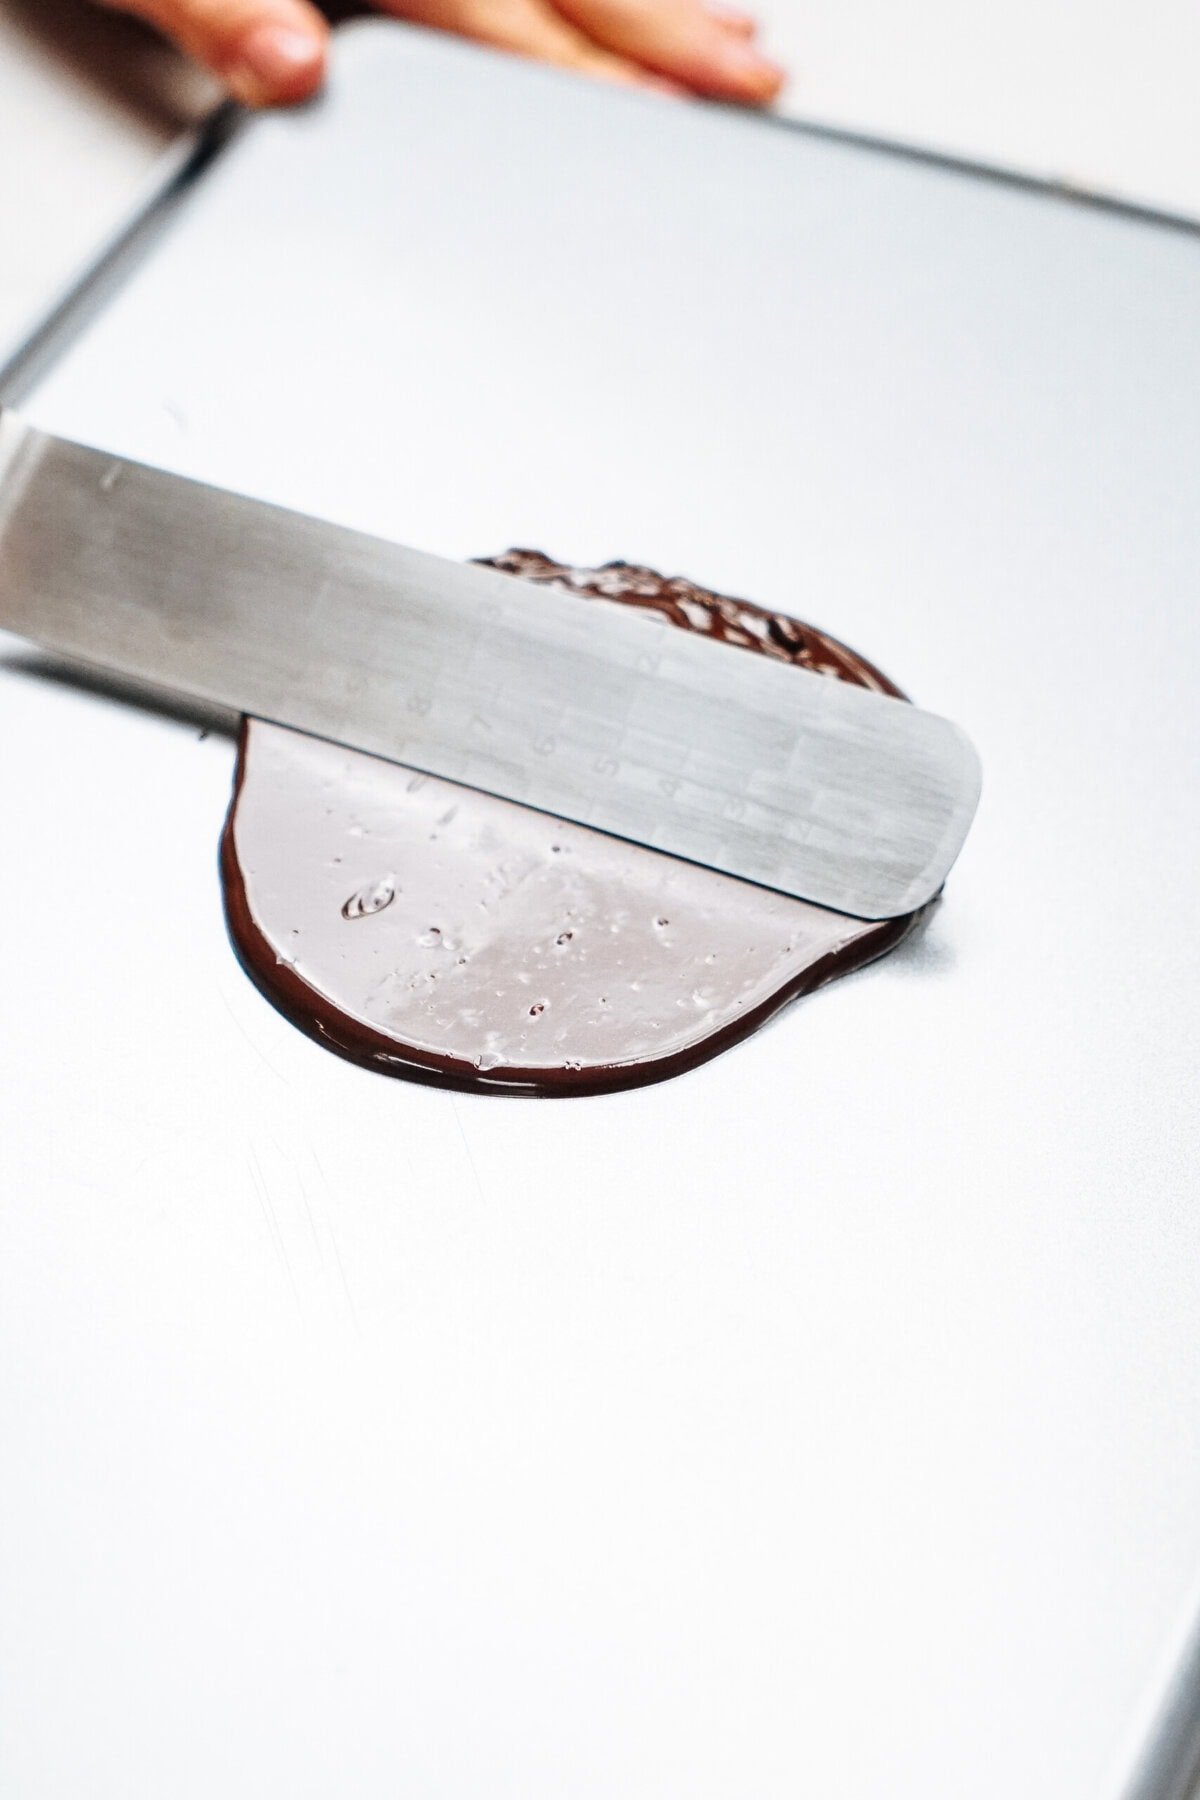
[226, 19, 327, 105]
[701, 36, 785, 102]
[747, 59, 786, 102]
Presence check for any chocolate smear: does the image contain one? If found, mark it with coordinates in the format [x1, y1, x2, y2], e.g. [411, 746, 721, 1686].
[220, 554, 922, 1096]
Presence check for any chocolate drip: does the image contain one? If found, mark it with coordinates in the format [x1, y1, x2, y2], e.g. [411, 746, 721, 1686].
[220, 555, 920, 1096]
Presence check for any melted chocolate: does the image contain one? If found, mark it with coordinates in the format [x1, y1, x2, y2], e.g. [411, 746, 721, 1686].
[220, 555, 921, 1096]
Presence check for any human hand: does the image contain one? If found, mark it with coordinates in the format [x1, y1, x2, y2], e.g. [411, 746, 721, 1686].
[101, 0, 784, 109]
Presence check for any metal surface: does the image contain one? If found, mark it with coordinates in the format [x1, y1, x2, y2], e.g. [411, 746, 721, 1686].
[0, 412, 979, 918]
[1123, 1598, 1200, 1800]
[2, 23, 1199, 1800]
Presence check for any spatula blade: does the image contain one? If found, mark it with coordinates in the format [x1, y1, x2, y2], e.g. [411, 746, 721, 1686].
[0, 411, 979, 918]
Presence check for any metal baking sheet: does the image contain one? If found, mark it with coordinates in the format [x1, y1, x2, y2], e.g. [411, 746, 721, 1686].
[2, 22, 1199, 1798]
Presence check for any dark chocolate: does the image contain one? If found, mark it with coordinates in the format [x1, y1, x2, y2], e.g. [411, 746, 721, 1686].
[220, 555, 921, 1096]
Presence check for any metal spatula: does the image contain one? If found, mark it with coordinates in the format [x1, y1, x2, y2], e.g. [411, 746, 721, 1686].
[0, 410, 980, 919]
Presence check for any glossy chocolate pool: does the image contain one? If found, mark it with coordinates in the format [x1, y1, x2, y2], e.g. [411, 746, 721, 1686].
[221, 553, 922, 1095]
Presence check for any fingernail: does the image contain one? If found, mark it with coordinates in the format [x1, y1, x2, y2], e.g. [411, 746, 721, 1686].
[229, 23, 324, 102]
[704, 3, 757, 33]
[712, 38, 784, 92]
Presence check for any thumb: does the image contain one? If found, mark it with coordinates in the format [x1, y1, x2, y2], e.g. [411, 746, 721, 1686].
[112, 0, 329, 105]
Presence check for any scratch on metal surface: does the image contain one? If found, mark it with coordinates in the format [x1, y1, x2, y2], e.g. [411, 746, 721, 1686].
[247, 1142, 300, 1306]
[309, 1148, 361, 1333]
[275, 1133, 323, 1264]
[218, 984, 292, 1090]
[448, 1094, 487, 1204]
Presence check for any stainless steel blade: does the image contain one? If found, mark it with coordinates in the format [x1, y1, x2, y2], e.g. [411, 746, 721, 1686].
[0, 411, 980, 918]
